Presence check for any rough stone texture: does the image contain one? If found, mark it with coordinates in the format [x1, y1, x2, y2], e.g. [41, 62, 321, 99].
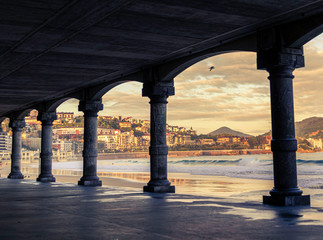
[1, 179, 323, 240]
[78, 99, 103, 186]
[143, 84, 175, 193]
[37, 111, 57, 182]
[263, 195, 310, 206]
[0, 1, 321, 117]
[258, 49, 309, 205]
[7, 119, 25, 179]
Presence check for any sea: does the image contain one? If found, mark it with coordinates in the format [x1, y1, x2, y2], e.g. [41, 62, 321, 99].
[49, 152, 323, 189]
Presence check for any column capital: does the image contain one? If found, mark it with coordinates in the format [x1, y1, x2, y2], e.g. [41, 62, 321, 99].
[37, 111, 57, 126]
[78, 99, 103, 117]
[9, 119, 25, 130]
[142, 82, 175, 98]
[257, 47, 304, 70]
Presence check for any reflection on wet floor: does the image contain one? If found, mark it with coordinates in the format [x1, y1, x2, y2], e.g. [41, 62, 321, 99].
[13, 167, 273, 200]
[4, 165, 323, 226]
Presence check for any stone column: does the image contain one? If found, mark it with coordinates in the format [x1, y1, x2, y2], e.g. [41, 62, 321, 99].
[142, 83, 175, 193]
[258, 47, 310, 206]
[8, 119, 25, 179]
[78, 99, 103, 186]
[37, 111, 57, 182]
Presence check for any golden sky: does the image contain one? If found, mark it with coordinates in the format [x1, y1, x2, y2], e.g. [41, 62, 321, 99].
[58, 34, 323, 136]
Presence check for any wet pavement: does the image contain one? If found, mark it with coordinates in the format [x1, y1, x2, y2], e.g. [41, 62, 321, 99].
[1, 178, 323, 240]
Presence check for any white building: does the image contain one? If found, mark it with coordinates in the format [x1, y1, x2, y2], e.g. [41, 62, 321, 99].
[307, 138, 323, 149]
[0, 129, 11, 152]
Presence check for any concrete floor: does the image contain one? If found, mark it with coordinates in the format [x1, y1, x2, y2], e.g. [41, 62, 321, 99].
[1, 178, 323, 240]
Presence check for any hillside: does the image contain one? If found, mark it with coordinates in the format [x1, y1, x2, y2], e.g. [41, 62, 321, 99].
[295, 117, 323, 138]
[208, 127, 253, 137]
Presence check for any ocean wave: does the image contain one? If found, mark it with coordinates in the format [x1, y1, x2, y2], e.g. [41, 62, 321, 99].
[48, 152, 323, 183]
[169, 159, 241, 165]
[297, 159, 323, 165]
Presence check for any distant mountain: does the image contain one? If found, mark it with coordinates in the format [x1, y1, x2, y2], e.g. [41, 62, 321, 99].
[295, 117, 323, 138]
[208, 127, 253, 137]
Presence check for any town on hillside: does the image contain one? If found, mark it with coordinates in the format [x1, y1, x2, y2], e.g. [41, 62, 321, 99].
[0, 110, 322, 162]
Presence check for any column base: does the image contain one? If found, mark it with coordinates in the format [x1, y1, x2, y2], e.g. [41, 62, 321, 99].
[143, 185, 175, 193]
[78, 177, 102, 186]
[263, 195, 310, 206]
[8, 172, 24, 179]
[37, 175, 56, 183]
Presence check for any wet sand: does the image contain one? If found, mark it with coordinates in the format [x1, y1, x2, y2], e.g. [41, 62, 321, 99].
[3, 178, 323, 239]
[0, 164, 279, 203]
[1, 163, 321, 207]
[3, 163, 323, 233]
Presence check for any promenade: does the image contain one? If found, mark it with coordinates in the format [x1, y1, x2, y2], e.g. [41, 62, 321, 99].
[1, 178, 323, 239]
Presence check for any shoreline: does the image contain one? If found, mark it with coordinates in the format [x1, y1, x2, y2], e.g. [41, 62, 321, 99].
[2, 169, 273, 201]
[97, 149, 322, 160]
[97, 149, 273, 160]
[2, 149, 320, 163]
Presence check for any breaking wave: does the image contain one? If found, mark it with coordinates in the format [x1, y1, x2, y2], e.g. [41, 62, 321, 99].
[50, 152, 323, 187]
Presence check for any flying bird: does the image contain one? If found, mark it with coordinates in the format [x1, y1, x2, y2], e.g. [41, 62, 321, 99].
[209, 66, 215, 71]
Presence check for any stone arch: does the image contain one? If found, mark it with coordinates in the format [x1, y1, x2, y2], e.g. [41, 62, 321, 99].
[35, 97, 80, 116]
[79, 78, 141, 101]
[160, 50, 256, 83]
[9, 109, 35, 121]
[0, 117, 6, 124]
[160, 51, 232, 82]
[279, 14, 323, 48]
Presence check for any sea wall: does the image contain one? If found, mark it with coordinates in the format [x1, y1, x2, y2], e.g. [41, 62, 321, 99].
[97, 149, 272, 160]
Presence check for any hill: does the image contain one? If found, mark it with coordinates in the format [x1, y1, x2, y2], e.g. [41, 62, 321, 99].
[208, 127, 253, 137]
[295, 117, 323, 138]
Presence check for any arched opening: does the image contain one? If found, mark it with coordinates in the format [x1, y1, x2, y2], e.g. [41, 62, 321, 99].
[45, 98, 84, 181]
[11, 35, 321, 198]
[0, 109, 40, 178]
[291, 33, 323, 191]
[0, 118, 11, 173]
[294, 33, 323, 122]
[170, 51, 270, 136]
[21, 109, 41, 178]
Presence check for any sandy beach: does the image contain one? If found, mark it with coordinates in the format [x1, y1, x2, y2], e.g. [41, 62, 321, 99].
[0, 163, 311, 206]
[3, 157, 323, 240]
[0, 162, 313, 205]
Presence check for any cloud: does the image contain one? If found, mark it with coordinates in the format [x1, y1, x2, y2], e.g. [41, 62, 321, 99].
[57, 35, 322, 135]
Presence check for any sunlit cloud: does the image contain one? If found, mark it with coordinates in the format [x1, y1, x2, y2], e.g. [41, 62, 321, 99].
[57, 34, 323, 135]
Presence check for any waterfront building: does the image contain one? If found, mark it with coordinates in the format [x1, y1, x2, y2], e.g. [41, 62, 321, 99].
[21, 150, 40, 163]
[135, 126, 149, 133]
[98, 134, 118, 150]
[174, 136, 184, 145]
[99, 116, 113, 120]
[0, 129, 11, 152]
[52, 140, 73, 152]
[142, 120, 150, 128]
[1, 149, 40, 163]
[57, 112, 74, 119]
[183, 135, 195, 145]
[200, 139, 216, 145]
[53, 127, 84, 135]
[134, 136, 143, 147]
[52, 150, 75, 162]
[166, 133, 175, 146]
[0, 152, 10, 161]
[72, 141, 83, 154]
[216, 137, 230, 144]
[119, 122, 132, 129]
[22, 137, 41, 150]
[307, 138, 323, 149]
[97, 128, 116, 135]
[117, 131, 135, 149]
[231, 137, 241, 143]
